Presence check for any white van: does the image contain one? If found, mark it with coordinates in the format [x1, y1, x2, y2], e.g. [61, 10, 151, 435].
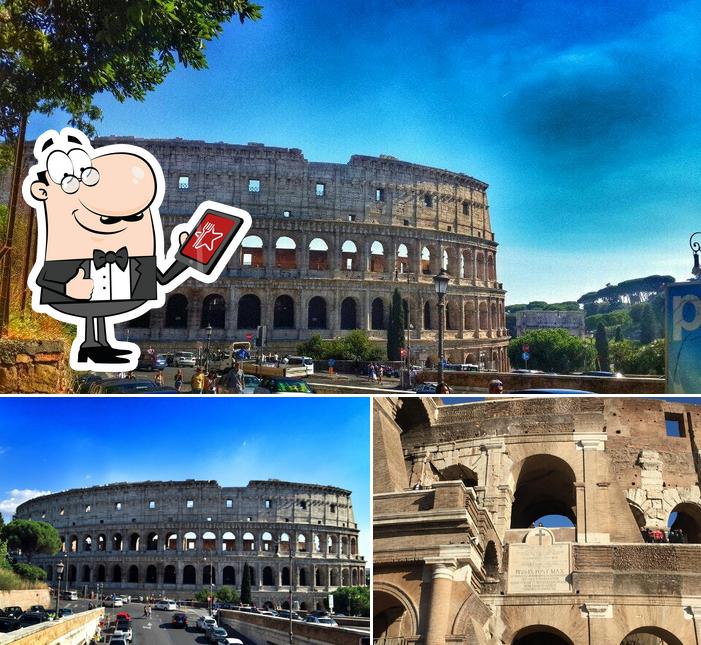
[61, 590, 78, 601]
[286, 356, 314, 376]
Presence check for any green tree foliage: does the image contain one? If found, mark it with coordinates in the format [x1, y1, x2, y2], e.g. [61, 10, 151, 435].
[639, 304, 658, 344]
[216, 586, 240, 604]
[505, 301, 581, 313]
[0, 520, 61, 563]
[594, 322, 609, 370]
[386, 288, 405, 361]
[194, 588, 210, 603]
[0, 0, 262, 138]
[609, 339, 664, 375]
[507, 330, 596, 373]
[12, 562, 46, 582]
[240, 563, 251, 605]
[332, 586, 370, 617]
[614, 325, 624, 342]
[585, 310, 632, 332]
[297, 331, 383, 361]
[577, 276, 675, 306]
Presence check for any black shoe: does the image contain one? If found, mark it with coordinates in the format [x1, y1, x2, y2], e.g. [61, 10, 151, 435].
[77, 346, 132, 364]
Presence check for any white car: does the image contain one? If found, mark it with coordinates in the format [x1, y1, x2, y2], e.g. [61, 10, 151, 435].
[117, 595, 131, 603]
[174, 351, 196, 367]
[112, 628, 132, 643]
[104, 597, 123, 607]
[414, 382, 438, 394]
[196, 615, 218, 632]
[154, 599, 177, 611]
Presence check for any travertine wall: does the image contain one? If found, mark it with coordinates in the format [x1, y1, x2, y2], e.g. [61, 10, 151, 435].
[373, 397, 701, 645]
[0, 588, 51, 611]
[0, 339, 68, 393]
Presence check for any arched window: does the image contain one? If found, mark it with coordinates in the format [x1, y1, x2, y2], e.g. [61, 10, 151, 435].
[370, 241, 385, 272]
[222, 532, 236, 551]
[146, 565, 157, 584]
[69, 535, 78, 553]
[513, 627, 574, 645]
[476, 252, 486, 281]
[445, 302, 457, 330]
[275, 236, 297, 269]
[262, 566, 274, 586]
[438, 464, 478, 487]
[163, 565, 176, 585]
[165, 293, 188, 328]
[112, 533, 123, 551]
[183, 531, 197, 551]
[242, 532, 255, 551]
[341, 240, 358, 271]
[82, 565, 91, 582]
[421, 247, 431, 274]
[129, 311, 151, 328]
[262, 532, 273, 552]
[240, 235, 264, 267]
[423, 301, 432, 330]
[282, 567, 290, 586]
[83, 535, 92, 552]
[464, 302, 475, 330]
[309, 238, 329, 271]
[237, 294, 261, 329]
[273, 295, 295, 328]
[340, 298, 358, 330]
[97, 534, 106, 552]
[618, 628, 682, 645]
[183, 565, 196, 585]
[484, 541, 499, 578]
[396, 244, 409, 274]
[511, 455, 577, 528]
[308, 297, 327, 329]
[350, 537, 357, 555]
[202, 531, 216, 551]
[223, 566, 235, 585]
[463, 250, 473, 279]
[299, 568, 308, 586]
[201, 294, 225, 329]
[279, 533, 290, 554]
[351, 569, 358, 585]
[668, 503, 701, 543]
[146, 532, 158, 551]
[112, 565, 122, 583]
[479, 301, 488, 330]
[203, 565, 216, 585]
[129, 533, 140, 551]
[442, 249, 449, 271]
[128, 565, 139, 583]
[96, 565, 105, 582]
[313, 535, 321, 553]
[342, 569, 349, 585]
[371, 298, 385, 330]
[315, 568, 322, 586]
[330, 569, 338, 586]
[297, 534, 307, 552]
[166, 533, 177, 550]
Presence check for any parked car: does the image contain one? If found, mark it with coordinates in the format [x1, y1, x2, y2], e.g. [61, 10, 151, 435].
[29, 605, 47, 613]
[0, 616, 19, 633]
[304, 615, 339, 626]
[414, 382, 438, 394]
[196, 615, 218, 632]
[154, 599, 177, 611]
[3, 607, 22, 619]
[109, 639, 127, 645]
[92, 378, 179, 394]
[254, 377, 315, 394]
[215, 638, 244, 645]
[115, 612, 132, 622]
[17, 611, 48, 628]
[58, 608, 74, 617]
[115, 620, 133, 641]
[276, 609, 301, 620]
[171, 612, 188, 628]
[113, 627, 133, 643]
[243, 374, 262, 393]
[61, 590, 78, 600]
[103, 597, 123, 607]
[206, 626, 229, 642]
[173, 351, 197, 367]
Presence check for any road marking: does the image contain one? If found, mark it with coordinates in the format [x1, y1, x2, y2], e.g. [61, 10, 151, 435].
[142, 622, 152, 629]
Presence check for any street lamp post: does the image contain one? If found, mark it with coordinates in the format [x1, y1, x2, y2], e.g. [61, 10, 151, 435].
[275, 537, 295, 644]
[690, 232, 701, 279]
[433, 269, 451, 392]
[204, 555, 214, 616]
[205, 323, 213, 373]
[55, 561, 64, 618]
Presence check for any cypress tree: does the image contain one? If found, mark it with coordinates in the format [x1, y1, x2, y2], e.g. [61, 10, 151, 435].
[594, 322, 609, 370]
[386, 288, 405, 361]
[639, 304, 657, 344]
[241, 563, 251, 604]
[614, 326, 624, 342]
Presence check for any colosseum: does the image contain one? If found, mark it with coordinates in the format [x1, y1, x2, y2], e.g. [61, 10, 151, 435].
[15, 478, 365, 610]
[79, 136, 509, 368]
[374, 397, 701, 645]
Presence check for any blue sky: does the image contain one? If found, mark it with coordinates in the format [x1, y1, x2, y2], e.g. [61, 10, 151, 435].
[24, 0, 701, 303]
[0, 397, 371, 558]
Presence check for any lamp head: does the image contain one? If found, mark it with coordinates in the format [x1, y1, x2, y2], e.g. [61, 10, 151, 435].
[433, 268, 451, 295]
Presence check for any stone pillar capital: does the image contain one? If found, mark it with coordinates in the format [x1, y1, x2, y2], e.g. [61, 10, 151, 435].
[424, 557, 457, 580]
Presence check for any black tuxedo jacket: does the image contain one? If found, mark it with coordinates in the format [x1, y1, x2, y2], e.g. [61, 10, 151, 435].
[36, 256, 183, 305]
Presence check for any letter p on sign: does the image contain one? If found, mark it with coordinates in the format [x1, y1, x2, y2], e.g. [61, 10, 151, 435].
[673, 294, 701, 341]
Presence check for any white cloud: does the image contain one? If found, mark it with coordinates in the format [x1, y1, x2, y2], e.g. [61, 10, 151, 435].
[0, 489, 52, 521]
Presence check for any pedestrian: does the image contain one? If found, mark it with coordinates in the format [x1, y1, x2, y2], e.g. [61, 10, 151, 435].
[436, 382, 452, 394]
[222, 361, 245, 394]
[206, 370, 218, 394]
[154, 370, 164, 387]
[378, 365, 384, 385]
[488, 379, 503, 394]
[190, 367, 205, 394]
[369, 363, 376, 381]
[174, 368, 184, 392]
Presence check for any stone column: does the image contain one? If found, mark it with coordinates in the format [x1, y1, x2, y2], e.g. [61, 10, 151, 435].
[228, 285, 238, 335]
[423, 558, 456, 645]
[577, 435, 607, 542]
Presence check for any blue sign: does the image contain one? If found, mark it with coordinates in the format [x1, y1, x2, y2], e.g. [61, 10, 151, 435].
[328, 358, 336, 367]
[522, 352, 530, 361]
[666, 282, 701, 393]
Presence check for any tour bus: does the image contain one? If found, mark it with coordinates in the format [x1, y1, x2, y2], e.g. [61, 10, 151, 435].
[287, 356, 315, 376]
[445, 363, 480, 372]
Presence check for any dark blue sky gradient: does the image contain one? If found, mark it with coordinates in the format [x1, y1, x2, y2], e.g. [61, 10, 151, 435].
[24, 0, 701, 302]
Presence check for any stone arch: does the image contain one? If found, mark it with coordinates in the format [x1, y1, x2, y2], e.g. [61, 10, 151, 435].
[165, 293, 188, 328]
[282, 566, 291, 586]
[371, 298, 385, 330]
[351, 569, 358, 585]
[97, 534, 106, 552]
[442, 248, 449, 271]
[421, 246, 432, 275]
[166, 533, 178, 550]
[222, 531, 236, 551]
[242, 531, 255, 551]
[81, 564, 91, 582]
[476, 252, 486, 282]
[445, 301, 458, 330]
[96, 565, 105, 583]
[437, 463, 478, 487]
[479, 301, 488, 330]
[307, 296, 327, 329]
[275, 236, 297, 269]
[299, 567, 308, 586]
[128, 565, 139, 583]
[313, 534, 321, 553]
[261, 531, 273, 552]
[202, 531, 216, 551]
[619, 628, 683, 645]
[327, 534, 337, 554]
[463, 249, 473, 279]
[342, 568, 350, 585]
[203, 565, 216, 585]
[112, 565, 122, 583]
[464, 301, 475, 330]
[129, 532, 140, 551]
[308, 237, 329, 270]
[511, 455, 577, 528]
[223, 566, 235, 585]
[69, 534, 78, 552]
[668, 502, 701, 543]
[240, 234, 264, 267]
[315, 568, 322, 586]
[396, 243, 409, 273]
[182, 565, 196, 585]
[341, 240, 359, 271]
[297, 533, 307, 552]
[146, 532, 158, 551]
[627, 501, 646, 529]
[350, 536, 357, 555]
[183, 531, 197, 551]
[490, 301, 498, 332]
[67, 564, 76, 583]
[329, 569, 338, 586]
[82, 535, 92, 552]
[237, 294, 261, 329]
[512, 626, 574, 645]
[262, 566, 274, 586]
[273, 295, 295, 328]
[423, 301, 432, 330]
[146, 564, 157, 584]
[373, 582, 419, 641]
[341, 535, 349, 555]
[370, 240, 385, 272]
[163, 565, 176, 584]
[340, 297, 359, 330]
[487, 253, 496, 281]
[201, 293, 225, 329]
[484, 540, 499, 577]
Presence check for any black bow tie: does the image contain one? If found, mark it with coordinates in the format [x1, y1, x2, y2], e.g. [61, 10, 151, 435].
[93, 247, 129, 271]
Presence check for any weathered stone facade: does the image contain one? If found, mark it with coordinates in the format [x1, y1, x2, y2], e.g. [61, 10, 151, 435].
[373, 397, 701, 645]
[16, 479, 365, 610]
[81, 137, 510, 368]
[513, 310, 586, 338]
[0, 339, 68, 393]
